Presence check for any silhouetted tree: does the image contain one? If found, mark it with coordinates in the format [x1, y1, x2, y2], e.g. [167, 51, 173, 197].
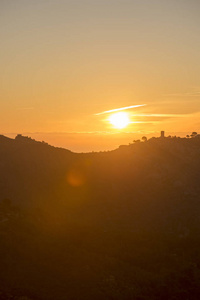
[133, 139, 140, 143]
[142, 136, 147, 142]
[191, 132, 197, 138]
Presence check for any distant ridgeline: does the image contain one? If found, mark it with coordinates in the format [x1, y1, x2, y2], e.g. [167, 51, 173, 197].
[0, 131, 199, 207]
[0, 130, 199, 149]
[15, 134, 49, 145]
[0, 133, 49, 146]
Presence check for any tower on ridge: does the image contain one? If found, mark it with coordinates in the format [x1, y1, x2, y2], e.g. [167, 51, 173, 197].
[161, 131, 165, 138]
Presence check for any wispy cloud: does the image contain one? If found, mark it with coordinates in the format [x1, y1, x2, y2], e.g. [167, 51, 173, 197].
[130, 113, 187, 117]
[95, 104, 146, 115]
[130, 121, 159, 124]
[163, 90, 200, 97]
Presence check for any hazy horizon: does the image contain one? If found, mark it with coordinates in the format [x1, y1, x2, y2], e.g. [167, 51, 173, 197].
[3, 130, 193, 152]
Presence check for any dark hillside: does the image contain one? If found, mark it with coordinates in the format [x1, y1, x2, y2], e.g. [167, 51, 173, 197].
[0, 134, 74, 206]
[0, 135, 200, 299]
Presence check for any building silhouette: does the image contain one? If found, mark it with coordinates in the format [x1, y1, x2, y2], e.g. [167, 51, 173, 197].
[161, 131, 165, 138]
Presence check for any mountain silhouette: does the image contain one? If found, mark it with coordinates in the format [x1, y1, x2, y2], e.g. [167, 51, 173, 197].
[0, 134, 200, 299]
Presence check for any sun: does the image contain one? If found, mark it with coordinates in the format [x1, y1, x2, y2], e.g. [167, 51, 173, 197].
[108, 112, 130, 129]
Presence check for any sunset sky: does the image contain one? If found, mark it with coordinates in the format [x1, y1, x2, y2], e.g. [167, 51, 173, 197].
[1, 0, 200, 151]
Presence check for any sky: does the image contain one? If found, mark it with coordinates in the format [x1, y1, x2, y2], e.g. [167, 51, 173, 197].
[1, 0, 200, 151]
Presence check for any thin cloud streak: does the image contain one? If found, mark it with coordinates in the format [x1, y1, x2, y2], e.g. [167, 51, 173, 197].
[130, 121, 160, 124]
[130, 114, 187, 117]
[163, 91, 200, 97]
[95, 104, 146, 115]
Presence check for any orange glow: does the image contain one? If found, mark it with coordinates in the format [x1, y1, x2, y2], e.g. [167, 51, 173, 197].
[1, 1, 199, 151]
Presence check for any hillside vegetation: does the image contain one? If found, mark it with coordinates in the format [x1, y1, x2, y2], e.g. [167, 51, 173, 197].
[0, 134, 200, 299]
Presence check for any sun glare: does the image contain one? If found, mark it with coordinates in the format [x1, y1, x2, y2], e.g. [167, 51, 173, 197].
[109, 112, 130, 129]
